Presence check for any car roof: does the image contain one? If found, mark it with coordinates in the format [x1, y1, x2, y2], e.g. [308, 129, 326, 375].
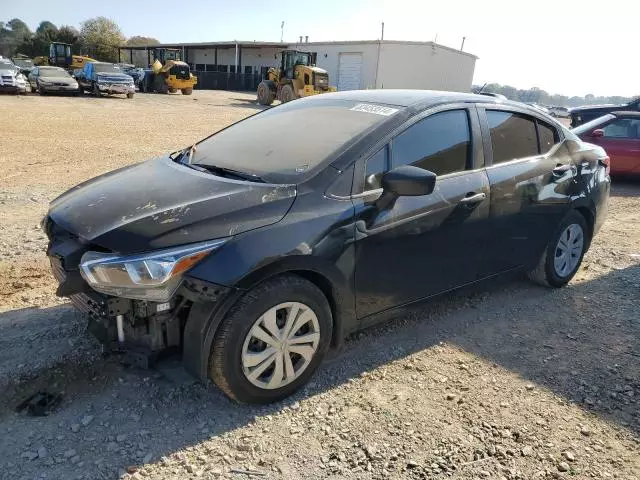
[612, 111, 640, 118]
[305, 89, 528, 109]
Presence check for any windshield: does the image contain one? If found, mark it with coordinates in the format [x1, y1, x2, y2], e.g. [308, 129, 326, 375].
[94, 64, 122, 74]
[190, 99, 402, 183]
[40, 68, 69, 78]
[0, 60, 15, 70]
[13, 59, 33, 68]
[572, 114, 615, 135]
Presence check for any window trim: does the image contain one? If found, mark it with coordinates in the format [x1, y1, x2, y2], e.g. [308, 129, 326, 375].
[352, 103, 483, 195]
[478, 104, 564, 168]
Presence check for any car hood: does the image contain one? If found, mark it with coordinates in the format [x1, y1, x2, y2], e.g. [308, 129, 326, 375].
[0, 68, 17, 76]
[96, 71, 133, 82]
[41, 75, 76, 83]
[48, 156, 297, 254]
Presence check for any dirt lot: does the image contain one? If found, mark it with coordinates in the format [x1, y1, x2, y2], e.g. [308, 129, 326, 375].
[0, 91, 639, 480]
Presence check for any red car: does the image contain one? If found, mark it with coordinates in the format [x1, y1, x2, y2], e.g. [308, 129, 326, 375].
[572, 111, 640, 176]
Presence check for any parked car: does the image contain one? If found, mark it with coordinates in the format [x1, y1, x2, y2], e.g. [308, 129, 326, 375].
[547, 106, 569, 118]
[44, 90, 610, 403]
[75, 61, 135, 98]
[116, 63, 146, 89]
[28, 66, 79, 95]
[11, 57, 34, 76]
[525, 102, 550, 114]
[572, 111, 640, 176]
[0, 58, 27, 94]
[570, 97, 640, 128]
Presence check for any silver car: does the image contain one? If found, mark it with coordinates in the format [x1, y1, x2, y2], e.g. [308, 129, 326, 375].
[28, 66, 79, 95]
[0, 58, 27, 94]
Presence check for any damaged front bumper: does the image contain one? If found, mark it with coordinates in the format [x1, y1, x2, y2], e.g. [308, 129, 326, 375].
[45, 219, 232, 369]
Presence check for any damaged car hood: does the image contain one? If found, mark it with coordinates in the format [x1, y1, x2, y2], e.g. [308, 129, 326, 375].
[48, 156, 297, 254]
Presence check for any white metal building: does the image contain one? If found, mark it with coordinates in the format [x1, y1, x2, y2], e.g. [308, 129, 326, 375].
[121, 39, 477, 92]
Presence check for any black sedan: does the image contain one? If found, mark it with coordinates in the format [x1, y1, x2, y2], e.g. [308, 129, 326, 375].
[44, 90, 610, 403]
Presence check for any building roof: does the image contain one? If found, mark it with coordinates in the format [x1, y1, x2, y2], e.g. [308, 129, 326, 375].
[120, 39, 477, 59]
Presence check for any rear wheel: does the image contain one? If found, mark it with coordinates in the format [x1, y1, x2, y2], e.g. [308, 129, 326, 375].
[257, 81, 275, 105]
[209, 275, 332, 404]
[280, 84, 296, 103]
[528, 210, 589, 288]
[181, 88, 193, 95]
[168, 88, 177, 93]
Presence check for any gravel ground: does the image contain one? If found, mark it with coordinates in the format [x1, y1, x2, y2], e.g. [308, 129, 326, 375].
[0, 91, 639, 480]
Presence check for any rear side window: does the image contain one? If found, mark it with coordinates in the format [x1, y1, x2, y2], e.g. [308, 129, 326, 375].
[392, 109, 471, 176]
[603, 118, 640, 138]
[487, 111, 538, 164]
[537, 120, 560, 154]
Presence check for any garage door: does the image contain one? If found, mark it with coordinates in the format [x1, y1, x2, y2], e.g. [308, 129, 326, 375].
[337, 53, 363, 91]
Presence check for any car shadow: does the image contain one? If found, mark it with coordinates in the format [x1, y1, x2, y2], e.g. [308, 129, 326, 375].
[0, 265, 638, 475]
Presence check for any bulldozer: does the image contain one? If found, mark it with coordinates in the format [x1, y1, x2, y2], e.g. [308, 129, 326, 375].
[256, 50, 336, 105]
[139, 48, 197, 95]
[33, 42, 96, 72]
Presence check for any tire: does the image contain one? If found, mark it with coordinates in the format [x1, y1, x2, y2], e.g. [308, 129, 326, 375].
[527, 210, 590, 288]
[93, 83, 100, 97]
[257, 81, 275, 105]
[280, 84, 296, 103]
[168, 88, 177, 93]
[181, 88, 193, 95]
[126, 93, 134, 99]
[210, 275, 332, 404]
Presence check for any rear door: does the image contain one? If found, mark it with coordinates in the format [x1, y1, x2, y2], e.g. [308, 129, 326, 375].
[353, 105, 491, 322]
[589, 117, 640, 175]
[478, 106, 573, 276]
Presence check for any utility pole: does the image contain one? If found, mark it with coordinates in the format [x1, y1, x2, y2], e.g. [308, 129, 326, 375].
[280, 21, 284, 43]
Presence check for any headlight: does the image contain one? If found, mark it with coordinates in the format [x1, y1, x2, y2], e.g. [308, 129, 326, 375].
[79, 239, 227, 301]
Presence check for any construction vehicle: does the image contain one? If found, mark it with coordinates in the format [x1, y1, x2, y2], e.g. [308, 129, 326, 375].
[33, 42, 96, 73]
[139, 48, 197, 95]
[257, 50, 336, 105]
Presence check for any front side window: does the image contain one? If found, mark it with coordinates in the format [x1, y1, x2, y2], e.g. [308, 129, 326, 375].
[487, 111, 538, 164]
[364, 146, 389, 191]
[537, 120, 560, 154]
[392, 109, 471, 176]
[603, 118, 640, 138]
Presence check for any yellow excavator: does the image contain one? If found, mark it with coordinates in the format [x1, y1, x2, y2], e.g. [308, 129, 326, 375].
[257, 50, 336, 105]
[33, 42, 95, 72]
[140, 48, 197, 95]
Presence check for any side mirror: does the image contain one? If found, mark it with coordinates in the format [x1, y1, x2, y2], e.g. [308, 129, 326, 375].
[590, 129, 604, 138]
[375, 166, 436, 209]
[381, 165, 437, 197]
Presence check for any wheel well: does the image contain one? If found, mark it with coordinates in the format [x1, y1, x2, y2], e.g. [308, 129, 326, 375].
[575, 206, 595, 249]
[289, 270, 341, 348]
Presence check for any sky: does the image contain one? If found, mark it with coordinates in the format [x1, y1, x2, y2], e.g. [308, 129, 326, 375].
[3, 0, 639, 97]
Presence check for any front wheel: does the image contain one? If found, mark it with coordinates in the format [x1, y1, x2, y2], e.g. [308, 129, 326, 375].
[209, 275, 332, 404]
[181, 88, 193, 95]
[126, 92, 134, 99]
[528, 210, 590, 288]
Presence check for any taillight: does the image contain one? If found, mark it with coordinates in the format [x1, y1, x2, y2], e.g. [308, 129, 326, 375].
[600, 155, 610, 175]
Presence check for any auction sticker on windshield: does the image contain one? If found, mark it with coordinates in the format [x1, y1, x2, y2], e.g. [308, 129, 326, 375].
[350, 103, 399, 116]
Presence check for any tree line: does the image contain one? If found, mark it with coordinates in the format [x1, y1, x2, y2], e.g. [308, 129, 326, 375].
[0, 17, 159, 63]
[473, 83, 635, 108]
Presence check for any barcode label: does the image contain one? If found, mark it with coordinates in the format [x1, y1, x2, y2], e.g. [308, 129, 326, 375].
[350, 103, 399, 116]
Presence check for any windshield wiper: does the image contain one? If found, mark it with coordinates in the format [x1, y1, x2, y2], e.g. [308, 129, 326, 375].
[188, 164, 265, 183]
[169, 144, 197, 164]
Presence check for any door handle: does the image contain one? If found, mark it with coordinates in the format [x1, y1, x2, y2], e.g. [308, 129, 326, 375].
[459, 192, 486, 204]
[552, 164, 572, 176]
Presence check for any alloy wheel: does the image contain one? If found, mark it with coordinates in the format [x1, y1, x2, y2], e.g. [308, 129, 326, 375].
[554, 223, 584, 277]
[241, 302, 320, 390]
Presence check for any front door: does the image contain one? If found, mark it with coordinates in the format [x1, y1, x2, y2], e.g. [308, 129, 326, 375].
[353, 107, 490, 321]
